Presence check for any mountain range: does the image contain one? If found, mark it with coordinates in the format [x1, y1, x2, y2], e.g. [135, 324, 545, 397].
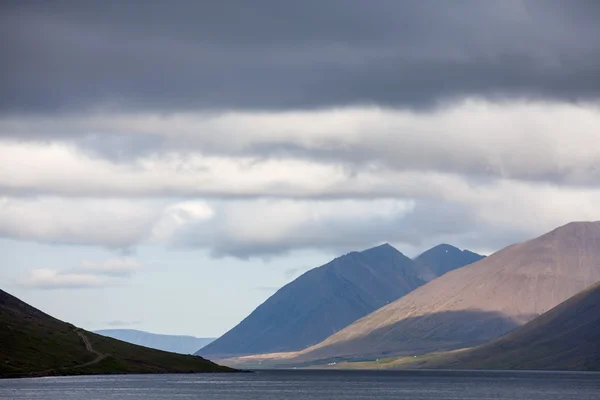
[0, 289, 232, 378]
[279, 221, 600, 365]
[94, 329, 215, 355]
[6, 221, 600, 375]
[198, 243, 483, 358]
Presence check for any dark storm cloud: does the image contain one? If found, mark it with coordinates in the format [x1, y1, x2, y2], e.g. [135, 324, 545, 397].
[2, 0, 599, 114]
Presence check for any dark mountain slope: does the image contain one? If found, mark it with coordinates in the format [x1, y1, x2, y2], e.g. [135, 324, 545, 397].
[198, 244, 422, 358]
[0, 289, 232, 378]
[414, 244, 485, 281]
[418, 280, 600, 370]
[292, 221, 600, 363]
[94, 329, 215, 355]
[199, 243, 482, 358]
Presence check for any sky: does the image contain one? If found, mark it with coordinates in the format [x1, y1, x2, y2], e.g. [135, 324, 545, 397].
[2, 0, 600, 338]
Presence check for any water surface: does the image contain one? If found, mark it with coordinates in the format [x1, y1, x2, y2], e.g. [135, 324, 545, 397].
[1, 370, 599, 399]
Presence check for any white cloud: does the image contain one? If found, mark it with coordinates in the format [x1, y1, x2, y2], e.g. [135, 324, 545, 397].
[187, 199, 417, 257]
[78, 258, 143, 276]
[0, 196, 158, 247]
[150, 201, 215, 243]
[1, 100, 600, 256]
[0, 141, 348, 198]
[2, 179, 600, 258]
[2, 100, 600, 191]
[20, 258, 144, 290]
[21, 268, 118, 289]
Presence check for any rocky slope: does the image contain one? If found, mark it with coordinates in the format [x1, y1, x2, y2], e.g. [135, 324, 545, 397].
[415, 279, 600, 370]
[292, 222, 600, 364]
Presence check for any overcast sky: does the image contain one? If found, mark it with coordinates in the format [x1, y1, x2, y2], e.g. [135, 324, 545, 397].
[2, 0, 600, 337]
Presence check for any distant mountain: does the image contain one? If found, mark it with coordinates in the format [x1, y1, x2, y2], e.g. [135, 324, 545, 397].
[94, 329, 215, 355]
[414, 244, 485, 281]
[0, 289, 232, 378]
[198, 243, 482, 359]
[290, 222, 600, 365]
[418, 280, 600, 370]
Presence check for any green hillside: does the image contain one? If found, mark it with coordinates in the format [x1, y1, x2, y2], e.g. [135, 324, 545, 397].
[0, 289, 234, 378]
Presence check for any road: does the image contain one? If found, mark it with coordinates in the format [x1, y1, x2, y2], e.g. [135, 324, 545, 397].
[74, 330, 107, 368]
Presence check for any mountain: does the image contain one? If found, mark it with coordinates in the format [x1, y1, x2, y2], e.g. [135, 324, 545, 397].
[290, 221, 600, 364]
[94, 329, 215, 355]
[414, 244, 485, 281]
[415, 280, 600, 370]
[198, 243, 482, 359]
[0, 288, 233, 378]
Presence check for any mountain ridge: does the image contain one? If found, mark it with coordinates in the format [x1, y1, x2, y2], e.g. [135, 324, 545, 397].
[414, 243, 485, 281]
[288, 221, 600, 364]
[198, 243, 483, 358]
[94, 329, 215, 355]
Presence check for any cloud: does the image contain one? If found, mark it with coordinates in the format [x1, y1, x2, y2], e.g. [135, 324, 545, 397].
[105, 320, 142, 327]
[1, 1, 599, 114]
[0, 140, 351, 198]
[2, 101, 600, 199]
[150, 201, 215, 243]
[20, 258, 144, 289]
[174, 199, 417, 258]
[21, 269, 118, 290]
[2, 1, 600, 259]
[78, 258, 143, 277]
[0, 197, 158, 247]
[3, 174, 600, 258]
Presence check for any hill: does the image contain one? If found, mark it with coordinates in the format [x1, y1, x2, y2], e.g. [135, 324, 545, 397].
[289, 221, 600, 364]
[94, 329, 215, 355]
[0, 289, 233, 378]
[414, 280, 600, 370]
[198, 243, 482, 358]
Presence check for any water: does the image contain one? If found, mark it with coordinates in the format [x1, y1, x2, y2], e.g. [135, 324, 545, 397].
[1, 370, 599, 399]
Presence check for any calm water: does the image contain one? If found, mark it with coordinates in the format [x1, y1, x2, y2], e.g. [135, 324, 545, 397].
[1, 370, 599, 399]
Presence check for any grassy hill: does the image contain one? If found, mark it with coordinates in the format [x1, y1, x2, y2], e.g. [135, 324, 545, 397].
[0, 288, 234, 378]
